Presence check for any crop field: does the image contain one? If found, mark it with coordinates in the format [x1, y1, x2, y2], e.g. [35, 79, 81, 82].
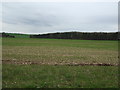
[2, 38, 118, 88]
[7, 33, 30, 38]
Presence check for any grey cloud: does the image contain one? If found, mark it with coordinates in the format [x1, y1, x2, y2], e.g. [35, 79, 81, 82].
[3, 10, 61, 26]
[20, 18, 53, 26]
[3, 13, 61, 27]
[92, 15, 117, 25]
[1, 2, 118, 34]
[2, 3, 62, 27]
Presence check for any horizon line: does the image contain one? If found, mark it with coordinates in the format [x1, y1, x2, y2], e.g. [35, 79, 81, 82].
[1, 31, 119, 35]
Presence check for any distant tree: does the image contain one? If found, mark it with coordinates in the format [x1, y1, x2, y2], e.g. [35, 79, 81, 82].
[30, 32, 118, 40]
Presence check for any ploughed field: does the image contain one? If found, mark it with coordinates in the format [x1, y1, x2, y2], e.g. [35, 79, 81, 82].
[2, 38, 118, 88]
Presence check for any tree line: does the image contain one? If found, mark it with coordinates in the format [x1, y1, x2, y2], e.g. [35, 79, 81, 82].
[30, 32, 119, 40]
[1, 32, 119, 40]
[1, 32, 15, 38]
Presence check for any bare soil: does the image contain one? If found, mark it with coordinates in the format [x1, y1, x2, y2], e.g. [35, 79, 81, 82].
[2, 59, 118, 66]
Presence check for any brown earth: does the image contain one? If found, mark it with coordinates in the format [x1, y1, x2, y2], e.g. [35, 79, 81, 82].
[2, 59, 118, 66]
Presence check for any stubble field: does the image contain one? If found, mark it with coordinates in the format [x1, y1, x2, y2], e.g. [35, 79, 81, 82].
[2, 38, 118, 88]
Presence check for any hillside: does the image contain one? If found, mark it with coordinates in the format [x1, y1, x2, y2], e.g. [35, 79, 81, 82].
[30, 32, 118, 40]
[1, 32, 30, 38]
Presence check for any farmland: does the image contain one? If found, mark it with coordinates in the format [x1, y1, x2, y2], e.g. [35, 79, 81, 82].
[2, 38, 118, 88]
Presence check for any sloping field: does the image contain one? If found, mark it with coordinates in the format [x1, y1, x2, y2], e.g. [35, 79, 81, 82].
[2, 38, 118, 88]
[7, 33, 30, 38]
[2, 38, 118, 65]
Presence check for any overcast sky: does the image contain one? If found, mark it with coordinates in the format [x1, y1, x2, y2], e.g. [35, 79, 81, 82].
[1, 2, 118, 34]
